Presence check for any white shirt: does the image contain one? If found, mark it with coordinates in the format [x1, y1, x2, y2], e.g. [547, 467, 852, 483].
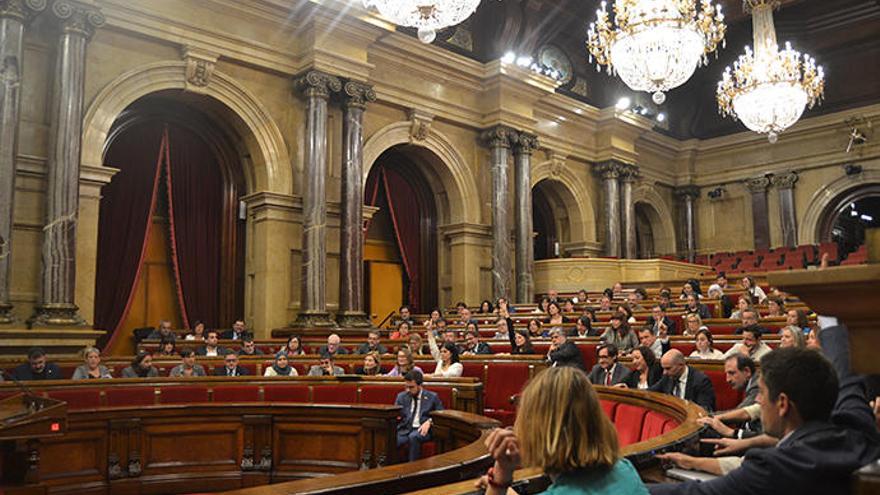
[411, 394, 422, 428]
[433, 361, 463, 377]
[205, 347, 219, 357]
[690, 348, 725, 360]
[676, 366, 689, 399]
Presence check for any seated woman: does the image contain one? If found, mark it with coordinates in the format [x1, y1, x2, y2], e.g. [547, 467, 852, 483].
[478, 366, 647, 495]
[729, 295, 751, 320]
[479, 300, 494, 314]
[281, 335, 305, 356]
[533, 296, 551, 314]
[767, 297, 786, 318]
[169, 348, 207, 377]
[184, 320, 206, 341]
[740, 275, 767, 304]
[546, 301, 568, 326]
[786, 308, 810, 334]
[390, 321, 412, 340]
[356, 351, 382, 375]
[264, 352, 298, 377]
[574, 316, 596, 337]
[683, 294, 711, 320]
[407, 333, 427, 355]
[121, 351, 158, 378]
[616, 304, 637, 324]
[622, 345, 662, 390]
[72, 346, 113, 379]
[779, 325, 806, 348]
[527, 319, 546, 338]
[510, 329, 536, 355]
[599, 313, 638, 355]
[427, 328, 463, 377]
[158, 337, 177, 357]
[385, 348, 424, 377]
[689, 328, 725, 360]
[683, 314, 709, 337]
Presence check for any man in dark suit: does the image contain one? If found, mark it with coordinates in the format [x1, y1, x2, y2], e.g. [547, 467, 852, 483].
[11, 347, 61, 381]
[645, 305, 676, 336]
[651, 322, 880, 494]
[355, 330, 388, 355]
[222, 319, 247, 340]
[214, 350, 250, 376]
[461, 329, 493, 355]
[588, 344, 631, 386]
[724, 353, 758, 409]
[195, 330, 227, 357]
[649, 349, 715, 411]
[395, 370, 444, 461]
[546, 327, 585, 370]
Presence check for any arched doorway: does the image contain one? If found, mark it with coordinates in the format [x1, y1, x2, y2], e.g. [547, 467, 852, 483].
[96, 92, 246, 351]
[364, 146, 439, 319]
[533, 183, 558, 260]
[532, 179, 579, 259]
[635, 202, 656, 258]
[818, 184, 880, 252]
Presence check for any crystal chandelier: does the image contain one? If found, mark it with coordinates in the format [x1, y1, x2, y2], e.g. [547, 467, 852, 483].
[716, 0, 824, 143]
[587, 0, 727, 105]
[362, 0, 481, 44]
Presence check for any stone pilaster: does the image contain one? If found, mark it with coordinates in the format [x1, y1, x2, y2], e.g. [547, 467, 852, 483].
[593, 160, 626, 258]
[291, 70, 341, 328]
[771, 171, 798, 248]
[675, 185, 700, 263]
[744, 175, 771, 251]
[620, 165, 640, 259]
[336, 80, 374, 328]
[0, 0, 46, 325]
[481, 125, 516, 301]
[29, 0, 104, 328]
[513, 131, 538, 305]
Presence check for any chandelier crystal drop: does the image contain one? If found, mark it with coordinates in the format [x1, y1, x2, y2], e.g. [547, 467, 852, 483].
[362, 0, 481, 44]
[716, 0, 825, 143]
[586, 0, 727, 105]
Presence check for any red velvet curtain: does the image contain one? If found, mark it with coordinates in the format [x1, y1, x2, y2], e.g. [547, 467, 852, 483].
[95, 125, 165, 346]
[165, 126, 224, 329]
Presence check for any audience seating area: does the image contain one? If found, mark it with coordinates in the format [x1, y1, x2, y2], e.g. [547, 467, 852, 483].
[695, 241, 865, 273]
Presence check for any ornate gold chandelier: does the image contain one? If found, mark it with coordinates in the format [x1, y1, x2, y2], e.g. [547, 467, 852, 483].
[716, 0, 825, 143]
[587, 0, 727, 104]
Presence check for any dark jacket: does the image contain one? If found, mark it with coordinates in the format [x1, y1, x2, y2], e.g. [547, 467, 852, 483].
[588, 363, 632, 386]
[213, 365, 250, 377]
[548, 341, 586, 371]
[645, 316, 677, 335]
[648, 365, 716, 412]
[195, 345, 227, 357]
[462, 342, 493, 355]
[317, 345, 350, 358]
[395, 388, 444, 432]
[623, 362, 663, 389]
[221, 329, 246, 340]
[356, 343, 389, 355]
[650, 325, 880, 495]
[684, 303, 712, 320]
[11, 362, 61, 381]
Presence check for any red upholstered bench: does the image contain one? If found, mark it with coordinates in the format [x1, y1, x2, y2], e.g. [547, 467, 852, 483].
[158, 385, 210, 404]
[312, 384, 357, 404]
[212, 385, 261, 402]
[263, 384, 310, 402]
[640, 411, 678, 441]
[614, 403, 648, 446]
[105, 387, 156, 407]
[580, 344, 598, 370]
[47, 389, 102, 410]
[483, 362, 531, 426]
[600, 399, 618, 421]
[673, 342, 697, 356]
[460, 362, 485, 381]
[433, 387, 453, 409]
[359, 385, 402, 406]
[239, 362, 259, 375]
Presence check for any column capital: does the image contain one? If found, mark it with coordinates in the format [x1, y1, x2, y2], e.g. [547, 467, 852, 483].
[770, 171, 799, 189]
[341, 80, 376, 110]
[480, 125, 516, 149]
[0, 0, 46, 22]
[49, 0, 105, 39]
[674, 185, 700, 200]
[512, 131, 539, 155]
[620, 164, 640, 183]
[293, 70, 341, 100]
[592, 159, 629, 180]
[744, 175, 771, 193]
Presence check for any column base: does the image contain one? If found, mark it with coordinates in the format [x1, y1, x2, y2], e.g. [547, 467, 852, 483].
[27, 303, 88, 329]
[335, 311, 373, 328]
[0, 303, 16, 326]
[290, 311, 337, 328]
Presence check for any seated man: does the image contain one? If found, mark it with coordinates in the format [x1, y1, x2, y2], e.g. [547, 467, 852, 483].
[646, 305, 677, 336]
[237, 333, 264, 356]
[651, 322, 880, 494]
[215, 350, 250, 376]
[461, 329, 493, 355]
[546, 327, 585, 370]
[456, 307, 476, 326]
[146, 320, 175, 341]
[638, 327, 664, 359]
[396, 370, 443, 461]
[735, 308, 760, 330]
[222, 319, 247, 340]
[724, 325, 771, 361]
[356, 330, 388, 355]
[725, 353, 759, 409]
[196, 330, 226, 357]
[394, 305, 415, 328]
[649, 349, 715, 411]
[307, 355, 345, 376]
[169, 348, 207, 377]
[318, 333, 349, 359]
[11, 347, 61, 381]
[441, 328, 458, 346]
[588, 344, 631, 386]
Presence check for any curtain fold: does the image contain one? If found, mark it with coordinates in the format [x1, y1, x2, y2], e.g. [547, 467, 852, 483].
[95, 125, 165, 349]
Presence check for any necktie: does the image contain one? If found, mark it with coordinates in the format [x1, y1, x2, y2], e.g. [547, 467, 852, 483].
[672, 381, 681, 398]
[605, 369, 612, 386]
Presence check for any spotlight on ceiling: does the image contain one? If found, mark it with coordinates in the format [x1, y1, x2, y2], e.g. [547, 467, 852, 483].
[616, 97, 631, 110]
[657, 112, 666, 122]
[501, 51, 516, 64]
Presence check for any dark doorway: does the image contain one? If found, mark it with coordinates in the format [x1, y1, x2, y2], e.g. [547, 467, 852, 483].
[533, 185, 557, 260]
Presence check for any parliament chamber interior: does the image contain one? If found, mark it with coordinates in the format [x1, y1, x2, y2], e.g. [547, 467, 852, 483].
[0, 0, 879, 494]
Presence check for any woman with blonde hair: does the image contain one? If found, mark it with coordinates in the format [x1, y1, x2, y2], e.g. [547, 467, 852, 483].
[479, 366, 647, 494]
[72, 347, 113, 379]
[779, 325, 806, 348]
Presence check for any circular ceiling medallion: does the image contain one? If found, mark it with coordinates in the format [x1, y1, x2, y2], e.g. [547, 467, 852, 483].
[538, 44, 573, 85]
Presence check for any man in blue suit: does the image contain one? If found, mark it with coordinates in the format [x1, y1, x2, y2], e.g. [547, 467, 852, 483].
[395, 370, 443, 461]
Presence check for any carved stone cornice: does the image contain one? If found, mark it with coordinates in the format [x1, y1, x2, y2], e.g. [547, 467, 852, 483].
[181, 46, 219, 90]
[620, 164, 640, 183]
[480, 125, 516, 149]
[770, 171, 799, 190]
[513, 131, 539, 155]
[674, 185, 701, 200]
[0, 0, 46, 22]
[341, 80, 376, 110]
[49, 0, 104, 39]
[592, 159, 629, 180]
[744, 175, 771, 193]
[407, 108, 433, 142]
[293, 70, 341, 100]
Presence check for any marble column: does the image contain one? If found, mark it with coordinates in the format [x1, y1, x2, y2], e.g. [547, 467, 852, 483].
[675, 186, 700, 263]
[771, 171, 799, 248]
[513, 131, 538, 305]
[0, 0, 45, 324]
[593, 160, 624, 258]
[745, 176, 771, 251]
[292, 70, 341, 328]
[620, 165, 639, 259]
[481, 125, 516, 301]
[29, 0, 103, 327]
[336, 80, 374, 328]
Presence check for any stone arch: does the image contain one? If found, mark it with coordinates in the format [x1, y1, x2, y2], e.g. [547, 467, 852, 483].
[81, 60, 292, 194]
[363, 122, 480, 225]
[631, 185, 677, 255]
[530, 161, 596, 245]
[800, 164, 880, 245]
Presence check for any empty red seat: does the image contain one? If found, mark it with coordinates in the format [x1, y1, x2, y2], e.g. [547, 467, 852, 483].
[47, 389, 102, 410]
[613, 403, 647, 446]
[599, 399, 618, 421]
[459, 362, 486, 381]
[212, 386, 261, 402]
[263, 384, 310, 402]
[433, 387, 453, 409]
[311, 384, 357, 404]
[105, 387, 156, 407]
[640, 411, 672, 441]
[483, 362, 531, 426]
[159, 385, 209, 404]
[359, 385, 402, 406]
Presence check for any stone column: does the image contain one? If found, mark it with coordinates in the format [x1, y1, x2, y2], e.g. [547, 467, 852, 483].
[0, 0, 45, 324]
[291, 70, 340, 328]
[513, 131, 538, 305]
[675, 186, 700, 263]
[593, 160, 624, 257]
[745, 176, 771, 251]
[29, 0, 104, 327]
[336, 80, 374, 328]
[771, 171, 798, 248]
[620, 165, 639, 259]
[481, 125, 516, 301]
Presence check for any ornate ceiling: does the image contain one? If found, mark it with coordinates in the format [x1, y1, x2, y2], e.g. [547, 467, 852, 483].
[427, 0, 880, 140]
